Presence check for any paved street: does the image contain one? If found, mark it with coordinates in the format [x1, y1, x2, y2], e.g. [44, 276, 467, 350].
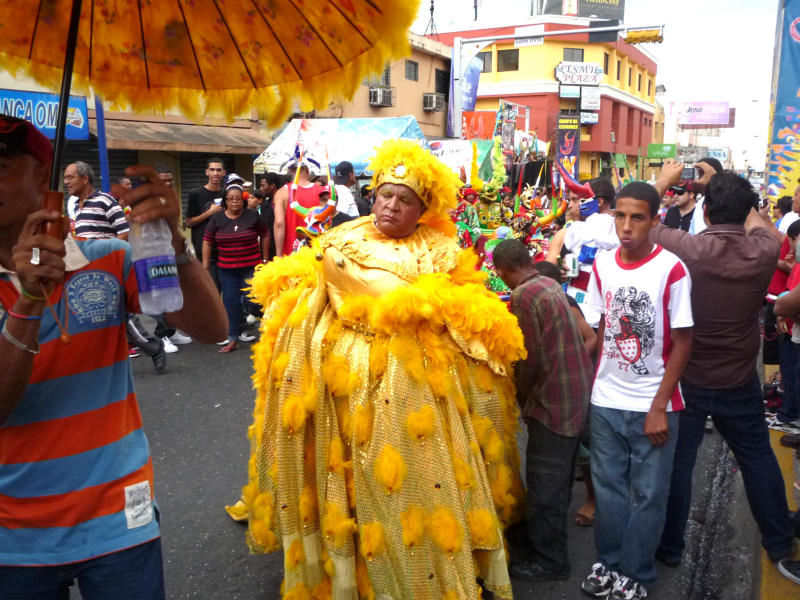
[74, 333, 762, 599]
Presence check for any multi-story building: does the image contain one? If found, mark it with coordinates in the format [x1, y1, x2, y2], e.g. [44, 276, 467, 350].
[435, 15, 660, 180]
[317, 32, 451, 138]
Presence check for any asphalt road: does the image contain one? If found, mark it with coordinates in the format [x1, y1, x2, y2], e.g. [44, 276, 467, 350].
[72, 332, 760, 599]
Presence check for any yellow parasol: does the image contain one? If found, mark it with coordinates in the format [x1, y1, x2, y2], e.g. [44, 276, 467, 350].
[0, 0, 420, 187]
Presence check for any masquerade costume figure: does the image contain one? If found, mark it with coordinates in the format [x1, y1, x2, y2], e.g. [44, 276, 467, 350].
[237, 140, 526, 599]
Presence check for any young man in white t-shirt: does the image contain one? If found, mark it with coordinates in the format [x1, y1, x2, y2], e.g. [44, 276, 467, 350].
[580, 182, 694, 600]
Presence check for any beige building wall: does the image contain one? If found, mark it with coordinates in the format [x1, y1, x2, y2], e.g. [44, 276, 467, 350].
[318, 35, 451, 138]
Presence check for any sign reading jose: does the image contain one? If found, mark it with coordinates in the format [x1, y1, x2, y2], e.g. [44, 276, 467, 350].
[554, 62, 604, 86]
[0, 89, 89, 140]
[544, 0, 625, 20]
[674, 101, 730, 126]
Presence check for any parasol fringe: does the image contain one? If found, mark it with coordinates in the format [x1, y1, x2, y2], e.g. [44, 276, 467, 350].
[0, 0, 419, 127]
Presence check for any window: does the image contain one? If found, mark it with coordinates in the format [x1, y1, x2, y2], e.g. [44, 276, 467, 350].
[476, 51, 492, 73]
[603, 52, 609, 75]
[435, 68, 450, 99]
[648, 79, 652, 96]
[365, 65, 391, 86]
[563, 48, 584, 62]
[616, 60, 621, 80]
[638, 73, 642, 91]
[405, 60, 418, 81]
[628, 67, 632, 86]
[497, 49, 519, 72]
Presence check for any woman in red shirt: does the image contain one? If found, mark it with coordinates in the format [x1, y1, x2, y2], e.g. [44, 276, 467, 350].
[203, 185, 269, 353]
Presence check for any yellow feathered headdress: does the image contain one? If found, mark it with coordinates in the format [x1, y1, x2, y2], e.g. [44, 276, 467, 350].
[369, 139, 461, 236]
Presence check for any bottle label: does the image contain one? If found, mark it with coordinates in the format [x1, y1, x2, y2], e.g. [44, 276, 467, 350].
[134, 255, 180, 293]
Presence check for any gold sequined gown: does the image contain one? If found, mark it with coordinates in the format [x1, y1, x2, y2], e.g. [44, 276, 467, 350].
[241, 217, 526, 600]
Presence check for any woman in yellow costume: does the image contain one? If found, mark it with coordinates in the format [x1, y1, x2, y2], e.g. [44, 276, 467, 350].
[236, 139, 526, 600]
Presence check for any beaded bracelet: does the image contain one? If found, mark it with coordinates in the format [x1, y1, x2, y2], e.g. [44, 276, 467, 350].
[20, 287, 46, 301]
[2, 324, 40, 354]
[8, 310, 42, 321]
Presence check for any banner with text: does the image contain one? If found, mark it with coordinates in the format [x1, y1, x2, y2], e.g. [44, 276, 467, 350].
[0, 89, 89, 140]
[447, 51, 483, 138]
[544, 0, 625, 20]
[556, 114, 581, 188]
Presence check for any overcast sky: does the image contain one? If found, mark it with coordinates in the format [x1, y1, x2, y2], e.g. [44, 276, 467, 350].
[411, 0, 779, 167]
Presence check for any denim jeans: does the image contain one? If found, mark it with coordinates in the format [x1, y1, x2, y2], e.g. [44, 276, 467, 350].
[591, 405, 679, 584]
[218, 266, 255, 341]
[0, 538, 164, 600]
[778, 335, 800, 423]
[658, 372, 794, 562]
[524, 418, 580, 573]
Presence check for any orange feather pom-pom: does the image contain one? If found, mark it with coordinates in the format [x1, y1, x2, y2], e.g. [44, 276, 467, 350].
[406, 404, 436, 441]
[453, 458, 476, 490]
[282, 394, 307, 434]
[352, 403, 374, 446]
[359, 522, 386, 561]
[400, 505, 426, 548]
[286, 538, 306, 569]
[467, 509, 499, 547]
[428, 506, 463, 555]
[322, 503, 357, 548]
[299, 486, 317, 526]
[374, 444, 407, 494]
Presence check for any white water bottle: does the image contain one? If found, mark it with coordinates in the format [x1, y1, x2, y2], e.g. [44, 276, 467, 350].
[129, 219, 184, 314]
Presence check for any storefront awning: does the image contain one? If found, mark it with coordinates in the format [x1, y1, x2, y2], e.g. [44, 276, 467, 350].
[89, 120, 269, 154]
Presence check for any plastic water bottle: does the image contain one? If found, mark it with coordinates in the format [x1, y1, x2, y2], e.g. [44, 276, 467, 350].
[129, 219, 184, 314]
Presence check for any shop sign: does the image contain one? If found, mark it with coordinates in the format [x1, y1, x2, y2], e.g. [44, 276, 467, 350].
[647, 143, 676, 159]
[554, 62, 604, 86]
[559, 85, 581, 99]
[581, 87, 601, 110]
[580, 111, 599, 124]
[0, 89, 89, 140]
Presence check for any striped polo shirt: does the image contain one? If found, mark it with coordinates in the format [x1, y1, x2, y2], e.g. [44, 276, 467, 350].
[0, 237, 159, 566]
[73, 191, 130, 239]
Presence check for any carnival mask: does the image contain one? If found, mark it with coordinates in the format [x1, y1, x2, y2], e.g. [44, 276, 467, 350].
[580, 197, 599, 218]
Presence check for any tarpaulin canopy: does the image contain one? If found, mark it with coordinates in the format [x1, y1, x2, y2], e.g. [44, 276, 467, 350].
[253, 116, 428, 175]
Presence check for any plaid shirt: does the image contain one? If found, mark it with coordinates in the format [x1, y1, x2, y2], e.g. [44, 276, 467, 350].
[510, 272, 592, 437]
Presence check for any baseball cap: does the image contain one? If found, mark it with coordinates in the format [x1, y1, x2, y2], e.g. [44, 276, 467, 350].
[333, 161, 354, 184]
[225, 172, 252, 187]
[0, 115, 53, 164]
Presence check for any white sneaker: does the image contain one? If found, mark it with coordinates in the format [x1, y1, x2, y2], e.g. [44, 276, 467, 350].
[766, 415, 800, 434]
[169, 330, 192, 345]
[238, 333, 257, 342]
[245, 314, 259, 326]
[217, 339, 230, 346]
[162, 337, 179, 354]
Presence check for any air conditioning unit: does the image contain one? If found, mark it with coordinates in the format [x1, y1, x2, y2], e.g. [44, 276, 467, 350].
[423, 92, 445, 112]
[369, 87, 393, 107]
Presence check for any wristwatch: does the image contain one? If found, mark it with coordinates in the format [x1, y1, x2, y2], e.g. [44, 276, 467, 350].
[175, 238, 197, 265]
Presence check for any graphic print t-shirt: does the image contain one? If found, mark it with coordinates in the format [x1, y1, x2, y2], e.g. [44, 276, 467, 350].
[586, 245, 693, 412]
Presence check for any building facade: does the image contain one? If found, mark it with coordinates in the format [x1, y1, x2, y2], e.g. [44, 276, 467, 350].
[435, 16, 660, 180]
[317, 33, 451, 139]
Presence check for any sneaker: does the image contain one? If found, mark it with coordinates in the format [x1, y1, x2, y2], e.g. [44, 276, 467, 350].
[581, 563, 617, 598]
[778, 559, 800, 585]
[128, 346, 141, 358]
[611, 576, 648, 599]
[766, 415, 800, 434]
[238, 332, 257, 342]
[162, 337, 179, 354]
[152, 345, 166, 374]
[217, 339, 230, 346]
[169, 330, 192, 345]
[245, 314, 260, 326]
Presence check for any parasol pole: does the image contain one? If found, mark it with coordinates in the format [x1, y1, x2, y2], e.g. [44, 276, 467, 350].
[49, 0, 84, 191]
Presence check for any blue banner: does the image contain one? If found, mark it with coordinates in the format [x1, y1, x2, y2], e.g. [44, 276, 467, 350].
[767, 0, 800, 201]
[0, 89, 89, 140]
[447, 51, 483, 138]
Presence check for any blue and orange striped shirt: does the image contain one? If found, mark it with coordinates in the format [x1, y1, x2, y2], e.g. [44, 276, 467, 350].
[0, 237, 159, 566]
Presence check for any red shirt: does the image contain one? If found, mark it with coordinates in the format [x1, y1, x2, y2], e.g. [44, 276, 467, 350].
[768, 237, 790, 296]
[282, 184, 320, 256]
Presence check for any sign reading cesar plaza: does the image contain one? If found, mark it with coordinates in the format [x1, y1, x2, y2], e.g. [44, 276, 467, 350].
[0, 88, 89, 140]
[554, 62, 604, 86]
